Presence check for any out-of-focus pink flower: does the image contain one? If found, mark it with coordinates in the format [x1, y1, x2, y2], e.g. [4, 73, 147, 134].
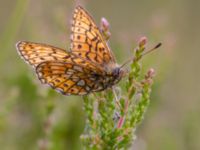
[146, 68, 155, 78]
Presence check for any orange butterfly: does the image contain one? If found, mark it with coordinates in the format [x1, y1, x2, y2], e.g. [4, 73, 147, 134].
[16, 6, 126, 96]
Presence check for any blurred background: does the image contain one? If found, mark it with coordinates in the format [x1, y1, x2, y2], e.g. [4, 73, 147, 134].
[0, 0, 200, 149]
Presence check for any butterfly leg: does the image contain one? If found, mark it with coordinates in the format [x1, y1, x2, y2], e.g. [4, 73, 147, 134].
[112, 87, 122, 110]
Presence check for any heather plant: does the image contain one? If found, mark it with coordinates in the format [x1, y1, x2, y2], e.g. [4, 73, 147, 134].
[80, 18, 159, 149]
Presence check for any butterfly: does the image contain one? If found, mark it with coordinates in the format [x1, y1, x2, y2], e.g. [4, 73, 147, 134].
[16, 5, 126, 96]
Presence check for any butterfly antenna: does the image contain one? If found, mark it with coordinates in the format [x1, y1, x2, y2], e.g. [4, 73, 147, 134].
[120, 42, 162, 69]
[142, 42, 162, 57]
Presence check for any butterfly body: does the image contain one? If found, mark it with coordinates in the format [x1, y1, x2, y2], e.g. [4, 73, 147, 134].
[89, 65, 124, 91]
[16, 6, 125, 96]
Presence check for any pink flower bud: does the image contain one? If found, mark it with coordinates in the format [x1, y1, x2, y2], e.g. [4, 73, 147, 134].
[138, 36, 147, 47]
[101, 17, 110, 31]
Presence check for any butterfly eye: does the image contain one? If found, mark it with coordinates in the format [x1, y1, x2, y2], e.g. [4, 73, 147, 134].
[112, 68, 120, 77]
[91, 73, 101, 79]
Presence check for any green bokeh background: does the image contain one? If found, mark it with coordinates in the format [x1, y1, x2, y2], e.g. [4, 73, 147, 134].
[0, 0, 200, 149]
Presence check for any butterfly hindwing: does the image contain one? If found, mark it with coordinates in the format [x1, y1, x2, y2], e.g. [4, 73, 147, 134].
[36, 61, 103, 95]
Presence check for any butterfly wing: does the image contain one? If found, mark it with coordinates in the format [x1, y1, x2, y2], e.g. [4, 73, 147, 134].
[70, 6, 116, 65]
[16, 41, 72, 68]
[36, 61, 104, 95]
[16, 41, 105, 95]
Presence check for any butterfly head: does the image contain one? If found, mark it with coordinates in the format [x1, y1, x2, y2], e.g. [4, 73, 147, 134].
[110, 66, 127, 85]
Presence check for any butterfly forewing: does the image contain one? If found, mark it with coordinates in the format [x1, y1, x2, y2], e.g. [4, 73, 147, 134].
[16, 41, 71, 68]
[70, 6, 116, 65]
